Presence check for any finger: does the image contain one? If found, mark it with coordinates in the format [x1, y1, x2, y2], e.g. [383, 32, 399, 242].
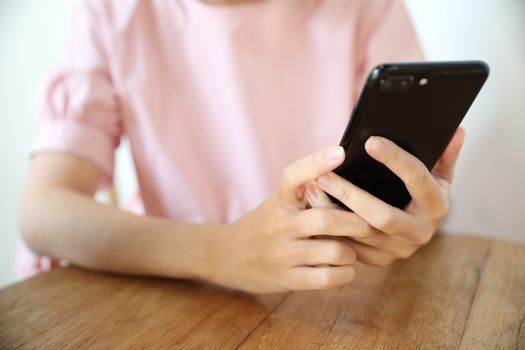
[316, 228, 421, 259]
[293, 239, 357, 266]
[301, 208, 421, 259]
[292, 208, 377, 239]
[315, 173, 416, 237]
[432, 127, 466, 187]
[279, 146, 345, 208]
[305, 183, 339, 209]
[365, 136, 446, 213]
[349, 231, 418, 260]
[290, 265, 355, 290]
[345, 239, 399, 267]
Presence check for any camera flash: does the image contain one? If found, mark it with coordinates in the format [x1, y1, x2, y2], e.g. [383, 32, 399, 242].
[419, 78, 428, 86]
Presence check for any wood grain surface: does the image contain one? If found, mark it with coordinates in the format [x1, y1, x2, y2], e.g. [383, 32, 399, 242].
[1, 234, 524, 349]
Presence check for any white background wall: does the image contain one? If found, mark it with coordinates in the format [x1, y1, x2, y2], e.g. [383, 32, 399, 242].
[0, 1, 78, 288]
[1, 0, 524, 288]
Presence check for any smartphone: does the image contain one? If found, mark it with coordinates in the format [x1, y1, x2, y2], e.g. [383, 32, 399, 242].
[332, 61, 489, 209]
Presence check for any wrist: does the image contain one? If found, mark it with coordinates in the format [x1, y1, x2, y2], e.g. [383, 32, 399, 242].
[195, 222, 235, 285]
[164, 220, 231, 283]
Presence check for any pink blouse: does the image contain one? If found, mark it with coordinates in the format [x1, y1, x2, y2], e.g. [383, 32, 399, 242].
[21, 0, 423, 278]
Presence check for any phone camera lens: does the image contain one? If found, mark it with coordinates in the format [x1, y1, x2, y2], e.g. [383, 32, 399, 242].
[380, 76, 413, 91]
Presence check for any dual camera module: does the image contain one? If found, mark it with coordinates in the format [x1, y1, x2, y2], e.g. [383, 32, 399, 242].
[379, 75, 429, 91]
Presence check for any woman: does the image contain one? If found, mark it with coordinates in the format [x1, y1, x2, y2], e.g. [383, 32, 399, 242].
[18, 0, 464, 293]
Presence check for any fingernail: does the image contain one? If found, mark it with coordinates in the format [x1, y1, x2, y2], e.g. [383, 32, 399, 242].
[367, 136, 385, 152]
[306, 187, 318, 204]
[325, 146, 344, 162]
[317, 174, 332, 189]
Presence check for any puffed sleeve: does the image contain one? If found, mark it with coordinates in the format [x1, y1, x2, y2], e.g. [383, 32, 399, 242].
[31, 0, 122, 185]
[353, 0, 425, 101]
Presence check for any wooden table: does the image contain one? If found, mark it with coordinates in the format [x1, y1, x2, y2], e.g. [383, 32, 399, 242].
[1, 234, 524, 349]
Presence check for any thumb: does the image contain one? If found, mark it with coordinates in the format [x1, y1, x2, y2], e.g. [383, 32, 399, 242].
[279, 146, 345, 208]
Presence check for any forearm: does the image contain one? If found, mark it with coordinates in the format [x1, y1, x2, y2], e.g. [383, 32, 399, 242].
[19, 188, 220, 280]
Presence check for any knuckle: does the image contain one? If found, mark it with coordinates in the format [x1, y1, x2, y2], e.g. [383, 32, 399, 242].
[360, 230, 378, 245]
[433, 199, 450, 219]
[397, 247, 415, 259]
[304, 210, 330, 235]
[414, 230, 433, 245]
[375, 210, 397, 233]
[422, 230, 434, 245]
[409, 168, 428, 188]
[313, 210, 330, 233]
[296, 215, 313, 235]
[326, 241, 345, 263]
[359, 220, 379, 239]
[337, 185, 353, 204]
[315, 270, 336, 289]
[281, 270, 303, 291]
[268, 217, 289, 237]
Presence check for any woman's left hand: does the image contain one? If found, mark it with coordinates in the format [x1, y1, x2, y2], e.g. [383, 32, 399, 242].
[306, 127, 466, 266]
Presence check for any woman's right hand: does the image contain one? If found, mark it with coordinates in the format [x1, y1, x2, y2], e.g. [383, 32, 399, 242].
[202, 146, 360, 293]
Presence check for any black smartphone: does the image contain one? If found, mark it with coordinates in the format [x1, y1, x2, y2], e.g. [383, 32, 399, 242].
[332, 61, 489, 209]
